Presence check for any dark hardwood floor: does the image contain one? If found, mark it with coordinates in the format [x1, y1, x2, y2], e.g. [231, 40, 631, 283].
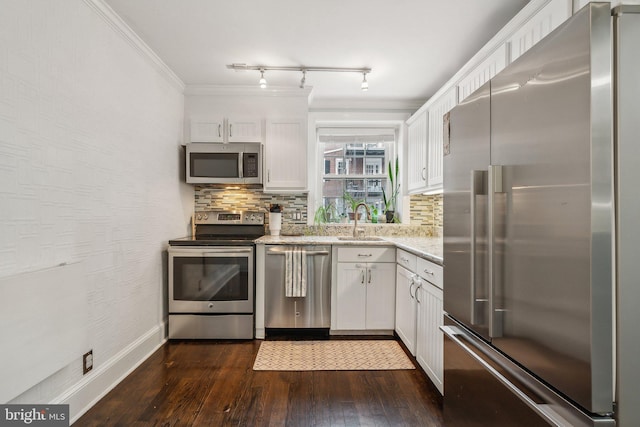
[75, 338, 443, 426]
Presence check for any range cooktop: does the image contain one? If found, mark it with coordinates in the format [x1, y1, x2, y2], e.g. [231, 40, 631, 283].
[168, 210, 265, 246]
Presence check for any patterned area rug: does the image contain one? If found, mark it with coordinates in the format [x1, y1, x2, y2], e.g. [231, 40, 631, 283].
[253, 340, 415, 371]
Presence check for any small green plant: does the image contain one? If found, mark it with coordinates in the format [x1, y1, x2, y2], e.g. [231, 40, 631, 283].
[382, 156, 400, 213]
[343, 191, 365, 214]
[314, 203, 338, 224]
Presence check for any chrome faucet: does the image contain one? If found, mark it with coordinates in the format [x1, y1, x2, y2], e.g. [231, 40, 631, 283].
[352, 203, 371, 237]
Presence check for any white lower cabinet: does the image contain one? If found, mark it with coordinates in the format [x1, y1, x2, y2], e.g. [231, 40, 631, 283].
[334, 246, 396, 331]
[416, 280, 444, 395]
[335, 262, 396, 330]
[394, 250, 444, 395]
[395, 264, 418, 355]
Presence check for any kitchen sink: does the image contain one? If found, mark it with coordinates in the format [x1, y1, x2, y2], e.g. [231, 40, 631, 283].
[337, 236, 384, 241]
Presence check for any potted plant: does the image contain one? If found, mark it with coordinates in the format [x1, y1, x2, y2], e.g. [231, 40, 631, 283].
[343, 191, 365, 221]
[314, 203, 338, 224]
[382, 157, 400, 223]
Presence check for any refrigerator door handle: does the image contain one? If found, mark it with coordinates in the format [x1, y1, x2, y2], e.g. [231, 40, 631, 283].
[441, 325, 572, 427]
[488, 165, 504, 338]
[470, 170, 486, 325]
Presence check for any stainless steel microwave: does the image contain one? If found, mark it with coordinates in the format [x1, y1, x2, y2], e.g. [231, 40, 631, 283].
[186, 142, 262, 185]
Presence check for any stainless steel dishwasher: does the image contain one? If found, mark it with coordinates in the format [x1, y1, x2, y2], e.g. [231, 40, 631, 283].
[264, 245, 331, 329]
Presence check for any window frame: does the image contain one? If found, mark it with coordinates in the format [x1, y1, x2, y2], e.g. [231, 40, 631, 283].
[316, 129, 397, 222]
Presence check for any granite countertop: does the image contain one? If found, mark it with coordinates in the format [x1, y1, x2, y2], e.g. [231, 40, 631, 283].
[255, 235, 443, 265]
[381, 236, 443, 264]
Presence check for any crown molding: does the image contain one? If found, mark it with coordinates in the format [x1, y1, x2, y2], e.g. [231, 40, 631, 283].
[184, 85, 313, 98]
[83, 0, 185, 92]
[308, 97, 425, 113]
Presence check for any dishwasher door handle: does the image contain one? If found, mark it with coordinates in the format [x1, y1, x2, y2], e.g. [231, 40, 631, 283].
[266, 249, 330, 256]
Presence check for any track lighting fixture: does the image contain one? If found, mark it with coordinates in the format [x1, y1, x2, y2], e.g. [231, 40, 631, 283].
[259, 69, 267, 89]
[228, 63, 372, 91]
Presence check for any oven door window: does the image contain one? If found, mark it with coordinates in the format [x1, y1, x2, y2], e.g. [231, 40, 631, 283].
[190, 153, 238, 178]
[173, 256, 248, 301]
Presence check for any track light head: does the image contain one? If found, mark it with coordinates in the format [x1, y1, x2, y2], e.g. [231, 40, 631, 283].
[361, 72, 369, 91]
[259, 69, 267, 89]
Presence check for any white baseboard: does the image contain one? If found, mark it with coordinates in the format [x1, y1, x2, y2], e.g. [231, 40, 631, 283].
[53, 323, 166, 424]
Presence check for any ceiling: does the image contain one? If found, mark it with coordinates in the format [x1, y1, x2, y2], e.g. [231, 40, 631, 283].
[104, 0, 530, 107]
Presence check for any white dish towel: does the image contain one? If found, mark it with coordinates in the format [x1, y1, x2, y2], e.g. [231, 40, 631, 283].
[285, 247, 307, 297]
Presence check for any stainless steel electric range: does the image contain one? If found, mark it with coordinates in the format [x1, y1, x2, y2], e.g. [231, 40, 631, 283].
[168, 210, 265, 339]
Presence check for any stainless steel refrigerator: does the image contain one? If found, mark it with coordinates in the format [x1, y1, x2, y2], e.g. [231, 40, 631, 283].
[442, 3, 620, 426]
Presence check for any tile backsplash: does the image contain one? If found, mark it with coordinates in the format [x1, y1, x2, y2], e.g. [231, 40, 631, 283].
[409, 194, 443, 236]
[194, 187, 444, 236]
[194, 186, 308, 225]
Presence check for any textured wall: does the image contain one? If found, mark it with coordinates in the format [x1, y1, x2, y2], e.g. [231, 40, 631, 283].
[0, 0, 189, 407]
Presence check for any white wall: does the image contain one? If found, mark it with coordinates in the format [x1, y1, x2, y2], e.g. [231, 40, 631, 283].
[0, 0, 191, 420]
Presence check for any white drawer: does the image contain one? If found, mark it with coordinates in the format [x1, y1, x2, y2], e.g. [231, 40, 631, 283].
[337, 246, 395, 263]
[396, 249, 417, 272]
[417, 257, 443, 289]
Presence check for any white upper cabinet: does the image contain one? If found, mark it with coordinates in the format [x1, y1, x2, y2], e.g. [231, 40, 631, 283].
[190, 116, 224, 143]
[406, 110, 428, 193]
[190, 116, 262, 143]
[457, 44, 508, 103]
[264, 118, 307, 192]
[508, 0, 572, 62]
[426, 87, 457, 190]
[227, 118, 262, 143]
[406, 87, 456, 194]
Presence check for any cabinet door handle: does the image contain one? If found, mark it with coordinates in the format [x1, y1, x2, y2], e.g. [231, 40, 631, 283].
[360, 268, 365, 284]
[409, 277, 415, 299]
[415, 284, 422, 304]
[422, 167, 426, 181]
[218, 124, 221, 138]
[229, 123, 233, 138]
[367, 268, 372, 284]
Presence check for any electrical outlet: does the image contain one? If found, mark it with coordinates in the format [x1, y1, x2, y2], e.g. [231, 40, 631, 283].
[83, 350, 93, 375]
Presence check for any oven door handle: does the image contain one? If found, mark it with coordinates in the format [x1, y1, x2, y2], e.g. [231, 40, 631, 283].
[202, 248, 252, 255]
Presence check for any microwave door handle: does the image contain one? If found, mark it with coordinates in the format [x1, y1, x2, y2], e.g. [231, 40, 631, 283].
[238, 152, 244, 178]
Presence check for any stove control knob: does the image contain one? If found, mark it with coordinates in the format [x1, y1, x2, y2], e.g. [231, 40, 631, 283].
[196, 214, 202, 220]
[208, 303, 214, 309]
[203, 214, 208, 220]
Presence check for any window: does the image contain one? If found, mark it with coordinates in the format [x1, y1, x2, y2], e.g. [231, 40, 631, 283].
[318, 130, 395, 220]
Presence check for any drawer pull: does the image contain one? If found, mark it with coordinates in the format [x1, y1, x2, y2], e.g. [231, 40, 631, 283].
[424, 269, 435, 276]
[358, 253, 373, 257]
